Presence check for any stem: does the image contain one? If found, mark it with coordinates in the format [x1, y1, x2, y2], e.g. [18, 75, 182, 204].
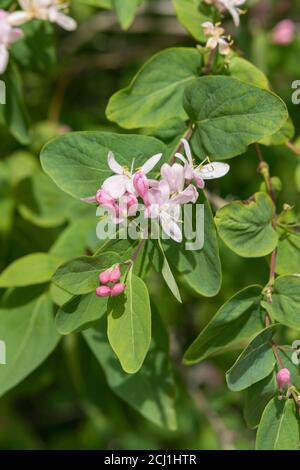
[255, 144, 276, 205]
[131, 238, 146, 263]
[271, 342, 285, 369]
[204, 48, 217, 75]
[169, 125, 194, 164]
[286, 141, 300, 157]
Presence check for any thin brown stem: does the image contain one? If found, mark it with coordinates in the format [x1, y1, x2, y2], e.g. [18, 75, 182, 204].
[286, 141, 300, 157]
[204, 48, 217, 75]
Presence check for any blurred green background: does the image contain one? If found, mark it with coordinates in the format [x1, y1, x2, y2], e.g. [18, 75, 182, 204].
[0, 0, 299, 450]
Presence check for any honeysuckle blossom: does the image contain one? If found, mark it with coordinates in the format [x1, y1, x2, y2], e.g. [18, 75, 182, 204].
[10, 1, 77, 31]
[202, 22, 232, 55]
[272, 19, 296, 45]
[145, 180, 198, 243]
[205, 0, 246, 27]
[102, 151, 162, 199]
[175, 139, 230, 186]
[95, 143, 228, 242]
[0, 10, 23, 74]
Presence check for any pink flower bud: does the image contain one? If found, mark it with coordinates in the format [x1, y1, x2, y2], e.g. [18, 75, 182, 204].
[133, 171, 149, 198]
[276, 368, 291, 390]
[96, 189, 115, 206]
[109, 265, 121, 283]
[111, 283, 126, 297]
[96, 285, 111, 297]
[272, 19, 295, 45]
[99, 269, 111, 284]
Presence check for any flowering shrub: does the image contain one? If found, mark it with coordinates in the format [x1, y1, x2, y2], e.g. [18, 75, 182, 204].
[0, 0, 300, 450]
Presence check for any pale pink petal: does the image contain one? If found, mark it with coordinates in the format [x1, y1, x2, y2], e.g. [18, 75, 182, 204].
[140, 153, 162, 174]
[102, 174, 128, 198]
[7, 11, 32, 26]
[181, 138, 193, 165]
[52, 11, 77, 31]
[107, 151, 124, 175]
[207, 37, 218, 49]
[160, 212, 182, 243]
[8, 28, 23, 43]
[172, 184, 198, 204]
[0, 45, 9, 74]
[172, 163, 185, 192]
[197, 162, 230, 179]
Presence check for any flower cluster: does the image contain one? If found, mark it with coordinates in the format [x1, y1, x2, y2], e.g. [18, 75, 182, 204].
[202, 21, 232, 55]
[93, 140, 230, 243]
[0, 10, 23, 74]
[96, 264, 125, 298]
[0, 1, 76, 74]
[205, 0, 246, 27]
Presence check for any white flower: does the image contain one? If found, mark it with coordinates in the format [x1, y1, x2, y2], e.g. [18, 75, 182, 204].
[9, 1, 77, 31]
[202, 21, 232, 55]
[0, 10, 23, 74]
[176, 139, 230, 183]
[205, 0, 246, 27]
[102, 151, 162, 199]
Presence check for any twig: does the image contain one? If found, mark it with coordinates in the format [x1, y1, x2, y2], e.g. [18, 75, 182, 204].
[286, 141, 300, 157]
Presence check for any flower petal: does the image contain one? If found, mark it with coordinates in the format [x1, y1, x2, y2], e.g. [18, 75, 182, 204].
[107, 151, 124, 175]
[181, 138, 193, 165]
[197, 162, 230, 179]
[140, 153, 162, 174]
[0, 45, 9, 74]
[102, 174, 128, 198]
[160, 212, 182, 243]
[7, 11, 32, 26]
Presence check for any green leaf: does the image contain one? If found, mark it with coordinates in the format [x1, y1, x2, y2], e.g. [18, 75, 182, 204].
[259, 117, 295, 146]
[56, 292, 107, 334]
[16, 171, 74, 228]
[226, 325, 278, 392]
[83, 311, 177, 430]
[0, 288, 60, 397]
[49, 283, 73, 307]
[262, 275, 300, 330]
[157, 238, 181, 303]
[107, 271, 151, 373]
[0, 62, 29, 144]
[184, 285, 264, 364]
[244, 372, 277, 430]
[215, 192, 278, 258]
[256, 398, 300, 450]
[164, 197, 221, 297]
[276, 228, 300, 275]
[183, 76, 288, 160]
[77, 0, 112, 7]
[52, 251, 121, 295]
[228, 57, 269, 89]
[11, 20, 56, 74]
[106, 48, 201, 129]
[113, 0, 142, 29]
[0, 253, 61, 288]
[172, 0, 212, 42]
[41, 131, 167, 199]
[50, 218, 96, 262]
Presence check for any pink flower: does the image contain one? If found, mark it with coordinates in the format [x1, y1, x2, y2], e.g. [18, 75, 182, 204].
[272, 19, 296, 45]
[0, 10, 23, 74]
[98, 269, 111, 285]
[102, 151, 162, 199]
[176, 139, 230, 185]
[111, 283, 126, 296]
[160, 163, 185, 193]
[10, 1, 77, 31]
[133, 171, 149, 198]
[96, 285, 111, 297]
[276, 368, 291, 391]
[146, 180, 198, 242]
[202, 21, 232, 55]
[109, 265, 121, 283]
